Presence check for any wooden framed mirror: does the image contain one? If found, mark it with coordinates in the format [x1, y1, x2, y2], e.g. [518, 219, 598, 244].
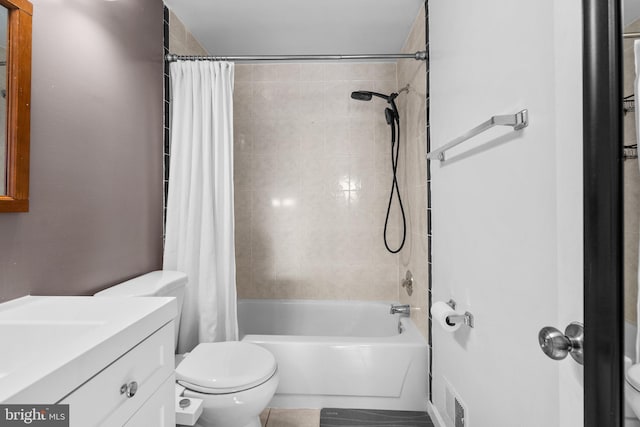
[0, 0, 31, 212]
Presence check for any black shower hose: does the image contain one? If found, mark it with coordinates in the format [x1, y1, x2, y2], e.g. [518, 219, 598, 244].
[383, 115, 407, 254]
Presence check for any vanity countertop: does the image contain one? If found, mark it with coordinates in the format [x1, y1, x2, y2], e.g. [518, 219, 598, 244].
[0, 295, 176, 403]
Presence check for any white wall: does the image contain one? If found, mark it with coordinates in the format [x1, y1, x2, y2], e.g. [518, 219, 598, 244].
[429, 0, 583, 426]
[553, 1, 584, 425]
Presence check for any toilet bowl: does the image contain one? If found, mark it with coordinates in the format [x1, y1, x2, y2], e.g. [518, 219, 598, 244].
[95, 271, 278, 427]
[625, 356, 640, 425]
[177, 341, 279, 427]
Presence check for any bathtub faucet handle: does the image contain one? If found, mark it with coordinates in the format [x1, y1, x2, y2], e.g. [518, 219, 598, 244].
[390, 304, 410, 316]
[401, 270, 413, 296]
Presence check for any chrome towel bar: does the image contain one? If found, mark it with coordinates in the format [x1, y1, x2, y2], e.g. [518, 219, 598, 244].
[427, 109, 529, 162]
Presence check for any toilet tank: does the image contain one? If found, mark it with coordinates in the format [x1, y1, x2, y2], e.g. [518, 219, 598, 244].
[94, 270, 187, 350]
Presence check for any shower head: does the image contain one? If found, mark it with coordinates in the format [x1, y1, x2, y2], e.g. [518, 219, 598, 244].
[351, 91, 374, 101]
[351, 90, 400, 124]
[350, 90, 390, 102]
[350, 85, 409, 103]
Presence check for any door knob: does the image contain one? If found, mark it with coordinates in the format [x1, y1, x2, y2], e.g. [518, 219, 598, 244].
[538, 322, 583, 365]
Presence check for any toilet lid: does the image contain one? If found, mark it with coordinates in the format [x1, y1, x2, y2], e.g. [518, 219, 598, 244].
[627, 364, 640, 391]
[175, 341, 277, 394]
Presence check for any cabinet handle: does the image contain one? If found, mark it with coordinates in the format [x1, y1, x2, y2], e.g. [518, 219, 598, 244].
[120, 381, 138, 398]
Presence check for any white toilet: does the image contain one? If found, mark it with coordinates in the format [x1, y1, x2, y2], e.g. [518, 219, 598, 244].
[625, 356, 640, 426]
[95, 271, 279, 427]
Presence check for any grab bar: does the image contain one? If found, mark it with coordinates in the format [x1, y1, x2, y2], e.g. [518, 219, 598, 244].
[427, 109, 529, 162]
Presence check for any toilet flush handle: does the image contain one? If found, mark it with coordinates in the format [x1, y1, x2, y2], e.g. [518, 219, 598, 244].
[538, 322, 584, 365]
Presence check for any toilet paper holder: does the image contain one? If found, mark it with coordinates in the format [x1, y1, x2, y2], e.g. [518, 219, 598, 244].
[445, 299, 474, 328]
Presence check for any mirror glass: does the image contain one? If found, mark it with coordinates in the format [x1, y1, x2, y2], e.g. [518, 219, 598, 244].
[0, 5, 7, 196]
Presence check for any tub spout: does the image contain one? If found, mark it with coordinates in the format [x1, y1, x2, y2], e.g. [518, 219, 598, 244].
[390, 304, 410, 316]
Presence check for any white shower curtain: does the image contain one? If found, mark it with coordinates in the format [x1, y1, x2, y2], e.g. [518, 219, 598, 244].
[164, 61, 238, 353]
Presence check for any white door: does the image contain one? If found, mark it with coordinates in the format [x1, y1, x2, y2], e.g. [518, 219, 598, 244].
[428, 1, 584, 426]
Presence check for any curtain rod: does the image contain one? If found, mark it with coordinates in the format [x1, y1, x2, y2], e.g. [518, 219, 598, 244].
[625, 32, 640, 39]
[165, 51, 428, 62]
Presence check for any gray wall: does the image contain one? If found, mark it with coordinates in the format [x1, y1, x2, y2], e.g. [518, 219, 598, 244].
[0, 0, 164, 302]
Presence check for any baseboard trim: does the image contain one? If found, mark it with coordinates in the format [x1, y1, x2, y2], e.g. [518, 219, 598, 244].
[427, 402, 447, 427]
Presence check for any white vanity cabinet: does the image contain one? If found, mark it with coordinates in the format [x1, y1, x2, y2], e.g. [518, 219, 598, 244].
[0, 296, 178, 427]
[123, 376, 175, 427]
[60, 322, 175, 426]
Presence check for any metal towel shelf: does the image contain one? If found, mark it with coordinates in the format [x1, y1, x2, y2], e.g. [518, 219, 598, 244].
[427, 109, 529, 162]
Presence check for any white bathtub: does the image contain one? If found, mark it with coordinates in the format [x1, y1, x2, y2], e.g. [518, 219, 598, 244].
[238, 299, 428, 411]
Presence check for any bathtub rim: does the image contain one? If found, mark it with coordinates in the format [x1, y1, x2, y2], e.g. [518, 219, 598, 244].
[238, 298, 427, 344]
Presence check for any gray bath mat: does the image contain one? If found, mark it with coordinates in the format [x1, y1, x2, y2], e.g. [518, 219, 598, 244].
[319, 408, 434, 427]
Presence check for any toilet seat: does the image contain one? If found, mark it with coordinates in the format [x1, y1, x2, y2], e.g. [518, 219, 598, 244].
[176, 341, 277, 394]
[628, 364, 640, 392]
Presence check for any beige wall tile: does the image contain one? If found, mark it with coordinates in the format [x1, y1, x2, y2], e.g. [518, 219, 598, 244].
[235, 64, 253, 82]
[233, 154, 253, 191]
[395, 4, 429, 341]
[233, 82, 253, 123]
[299, 83, 326, 118]
[372, 63, 398, 81]
[233, 60, 410, 302]
[235, 266, 252, 299]
[300, 64, 325, 81]
[234, 121, 253, 154]
[186, 34, 208, 56]
[323, 63, 365, 81]
[253, 81, 301, 119]
[235, 229, 252, 267]
[168, 10, 186, 45]
[323, 81, 356, 117]
[168, 9, 208, 56]
[253, 64, 301, 82]
[168, 34, 183, 55]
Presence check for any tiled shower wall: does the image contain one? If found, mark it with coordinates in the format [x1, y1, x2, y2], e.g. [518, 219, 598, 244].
[397, 5, 429, 340]
[167, 10, 209, 56]
[164, 5, 430, 340]
[233, 63, 402, 300]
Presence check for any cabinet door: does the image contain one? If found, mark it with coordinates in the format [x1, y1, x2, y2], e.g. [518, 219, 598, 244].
[61, 323, 174, 426]
[124, 375, 175, 427]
